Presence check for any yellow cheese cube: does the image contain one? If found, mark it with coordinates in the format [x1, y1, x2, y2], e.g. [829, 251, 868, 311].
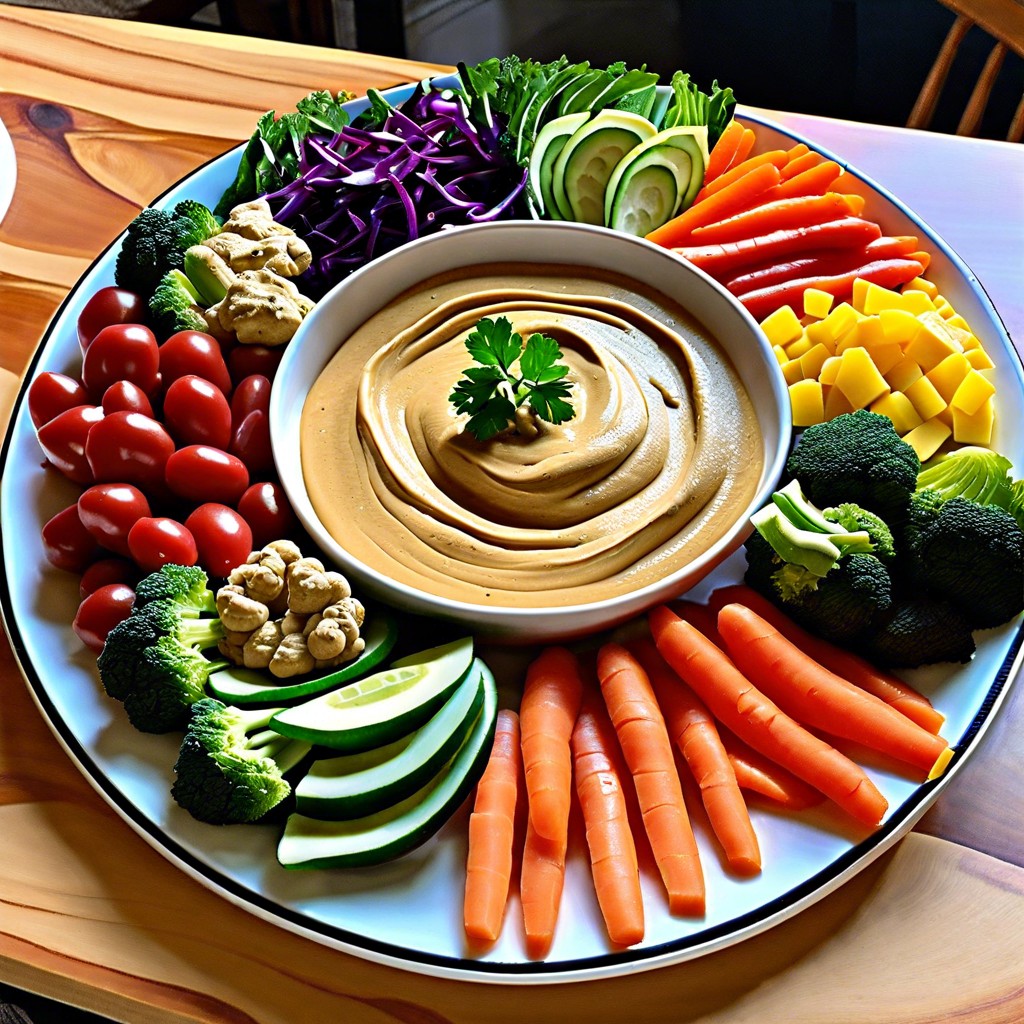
[905, 312, 963, 370]
[785, 335, 814, 360]
[934, 296, 956, 319]
[772, 344, 788, 366]
[799, 342, 833, 380]
[870, 391, 923, 436]
[789, 379, 825, 427]
[904, 276, 939, 299]
[945, 314, 972, 332]
[781, 358, 806, 385]
[760, 305, 804, 347]
[952, 397, 994, 445]
[834, 346, 890, 409]
[950, 369, 996, 415]
[884, 353, 924, 392]
[803, 288, 835, 319]
[818, 355, 842, 386]
[821, 302, 860, 342]
[866, 343, 904, 377]
[965, 346, 995, 370]
[879, 307, 922, 346]
[824, 383, 857, 420]
[904, 375, 948, 421]
[903, 418, 952, 461]
[804, 319, 837, 352]
[857, 279, 905, 315]
[837, 315, 885, 353]
[899, 289, 936, 316]
[925, 351, 970, 403]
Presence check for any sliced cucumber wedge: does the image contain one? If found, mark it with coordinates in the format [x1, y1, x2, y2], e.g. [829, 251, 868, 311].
[270, 636, 474, 752]
[604, 125, 709, 236]
[551, 109, 657, 224]
[278, 661, 498, 869]
[294, 659, 486, 820]
[207, 611, 399, 707]
[529, 111, 589, 219]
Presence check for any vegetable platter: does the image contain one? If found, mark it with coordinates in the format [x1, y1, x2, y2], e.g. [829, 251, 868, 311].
[1, 74, 1023, 984]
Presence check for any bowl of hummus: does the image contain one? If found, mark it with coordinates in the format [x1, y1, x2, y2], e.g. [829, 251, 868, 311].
[271, 221, 790, 641]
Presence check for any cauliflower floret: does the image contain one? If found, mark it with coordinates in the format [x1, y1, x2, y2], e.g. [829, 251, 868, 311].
[228, 546, 289, 605]
[221, 199, 295, 241]
[215, 583, 270, 634]
[206, 232, 312, 277]
[269, 632, 316, 678]
[211, 268, 314, 347]
[308, 597, 366, 665]
[286, 557, 352, 614]
[242, 619, 285, 669]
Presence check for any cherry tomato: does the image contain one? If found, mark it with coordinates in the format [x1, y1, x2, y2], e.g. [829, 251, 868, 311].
[101, 379, 155, 417]
[159, 331, 232, 396]
[184, 503, 252, 577]
[27, 371, 90, 430]
[162, 374, 232, 449]
[229, 408, 274, 476]
[82, 322, 160, 399]
[80, 557, 139, 599]
[127, 516, 198, 572]
[77, 286, 148, 352]
[73, 583, 136, 653]
[41, 503, 103, 573]
[237, 481, 296, 548]
[228, 344, 283, 385]
[36, 404, 104, 484]
[85, 411, 175, 494]
[77, 483, 152, 557]
[165, 445, 249, 505]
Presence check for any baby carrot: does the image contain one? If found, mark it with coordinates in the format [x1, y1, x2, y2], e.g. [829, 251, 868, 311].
[520, 646, 584, 843]
[761, 159, 844, 201]
[688, 192, 866, 246]
[707, 585, 944, 734]
[672, 599, 723, 647]
[649, 604, 889, 828]
[571, 690, 645, 946]
[632, 638, 761, 877]
[721, 732, 825, 811]
[646, 161, 782, 248]
[693, 149, 790, 204]
[781, 149, 825, 179]
[520, 817, 568, 959]
[597, 642, 705, 916]
[716, 603, 953, 778]
[703, 118, 747, 184]
[786, 142, 811, 161]
[464, 709, 521, 944]
[726, 127, 757, 173]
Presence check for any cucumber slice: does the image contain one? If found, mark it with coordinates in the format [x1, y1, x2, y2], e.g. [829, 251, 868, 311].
[604, 125, 709, 235]
[278, 661, 497, 869]
[269, 637, 474, 752]
[207, 611, 399, 707]
[551, 109, 657, 224]
[528, 112, 589, 219]
[294, 659, 486, 820]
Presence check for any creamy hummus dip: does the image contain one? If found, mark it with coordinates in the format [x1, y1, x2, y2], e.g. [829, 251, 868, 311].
[301, 263, 763, 608]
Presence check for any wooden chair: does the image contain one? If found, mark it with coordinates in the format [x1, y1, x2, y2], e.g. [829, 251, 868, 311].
[907, 0, 1024, 141]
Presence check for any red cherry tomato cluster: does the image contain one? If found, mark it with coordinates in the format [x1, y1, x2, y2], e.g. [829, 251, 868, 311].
[31, 286, 297, 649]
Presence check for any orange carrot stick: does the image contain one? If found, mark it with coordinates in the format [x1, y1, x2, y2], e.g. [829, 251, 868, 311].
[707, 584, 944, 734]
[571, 691, 645, 946]
[689, 192, 866, 246]
[724, 127, 756, 173]
[464, 709, 521, 943]
[716, 603, 953, 778]
[693, 149, 790, 204]
[760, 159, 844, 202]
[781, 149, 825, 179]
[632, 639, 761, 877]
[647, 162, 782, 248]
[672, 599, 723, 647]
[721, 732, 825, 811]
[520, 817, 567, 959]
[520, 646, 584, 842]
[596, 642, 705, 916]
[703, 118, 747, 184]
[786, 142, 811, 161]
[649, 604, 889, 828]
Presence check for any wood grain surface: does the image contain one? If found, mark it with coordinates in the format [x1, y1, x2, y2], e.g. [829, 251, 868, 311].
[1, 7, 1023, 1022]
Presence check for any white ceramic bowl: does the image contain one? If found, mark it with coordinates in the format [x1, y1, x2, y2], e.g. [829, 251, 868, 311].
[270, 220, 790, 641]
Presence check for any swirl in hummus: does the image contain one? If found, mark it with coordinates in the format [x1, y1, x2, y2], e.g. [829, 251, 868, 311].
[301, 263, 763, 608]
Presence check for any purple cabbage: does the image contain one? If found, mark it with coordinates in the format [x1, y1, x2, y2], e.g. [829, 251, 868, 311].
[262, 88, 528, 297]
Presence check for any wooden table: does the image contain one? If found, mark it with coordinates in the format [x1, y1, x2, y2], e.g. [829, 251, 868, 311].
[1, 6, 1023, 1021]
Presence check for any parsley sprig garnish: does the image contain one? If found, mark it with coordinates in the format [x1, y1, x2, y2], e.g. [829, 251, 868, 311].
[448, 316, 575, 441]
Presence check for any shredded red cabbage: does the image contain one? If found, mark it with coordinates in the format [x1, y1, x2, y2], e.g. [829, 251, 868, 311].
[262, 87, 528, 297]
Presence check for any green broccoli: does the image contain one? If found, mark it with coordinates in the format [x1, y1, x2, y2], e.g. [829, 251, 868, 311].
[785, 410, 921, 524]
[148, 268, 208, 337]
[823, 503, 897, 562]
[917, 445, 1024, 532]
[171, 198, 221, 250]
[133, 563, 217, 614]
[115, 207, 184, 298]
[865, 595, 976, 668]
[97, 598, 227, 733]
[171, 698, 311, 824]
[903, 492, 1024, 629]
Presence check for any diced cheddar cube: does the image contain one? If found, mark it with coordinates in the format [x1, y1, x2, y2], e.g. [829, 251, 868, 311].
[904, 375, 948, 421]
[785, 334, 814, 360]
[950, 368, 996, 415]
[834, 346, 890, 408]
[879, 307, 922, 346]
[781, 358, 805, 385]
[799, 342, 833, 380]
[884, 353, 924, 392]
[899, 289, 935, 315]
[824, 383, 856, 420]
[925, 351, 970, 403]
[959, 332, 983, 351]
[934, 295, 956, 319]
[789, 379, 825, 427]
[858, 279, 905, 315]
[866, 342, 904, 377]
[952, 396, 994, 445]
[905, 312, 963, 370]
[904, 276, 939, 299]
[804, 288, 835, 319]
[945, 314, 972, 332]
[818, 355, 842, 386]
[870, 391, 923, 436]
[903, 417, 952, 461]
[804, 319, 837, 352]
[965, 346, 995, 370]
[821, 302, 860, 342]
[760, 305, 804, 347]
[837, 315, 885, 353]
[772, 344, 788, 366]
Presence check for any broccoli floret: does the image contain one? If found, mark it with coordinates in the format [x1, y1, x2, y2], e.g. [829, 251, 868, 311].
[865, 596, 976, 668]
[786, 410, 921, 524]
[96, 598, 226, 733]
[149, 268, 208, 337]
[1009, 479, 1024, 533]
[171, 698, 311, 824]
[903, 493, 1024, 629]
[134, 563, 217, 615]
[115, 207, 185, 298]
[824, 503, 897, 562]
[171, 198, 220, 249]
[917, 445, 1015, 508]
